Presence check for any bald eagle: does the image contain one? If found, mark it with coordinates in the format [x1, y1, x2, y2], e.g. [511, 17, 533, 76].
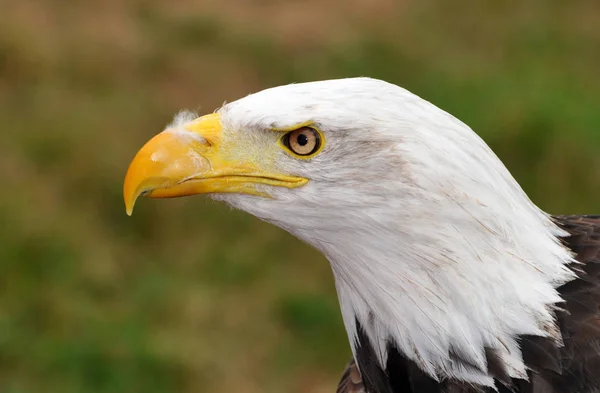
[123, 78, 600, 393]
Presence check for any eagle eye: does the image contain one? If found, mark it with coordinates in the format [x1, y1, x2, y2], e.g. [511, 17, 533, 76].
[281, 127, 322, 157]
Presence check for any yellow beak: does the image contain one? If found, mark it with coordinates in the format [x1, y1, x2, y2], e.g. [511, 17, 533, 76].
[123, 113, 307, 215]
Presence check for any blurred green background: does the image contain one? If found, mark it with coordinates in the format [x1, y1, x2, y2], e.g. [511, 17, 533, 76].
[1, 1, 599, 392]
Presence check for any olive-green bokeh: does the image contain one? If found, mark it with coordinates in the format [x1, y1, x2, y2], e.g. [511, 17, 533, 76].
[1, 1, 599, 392]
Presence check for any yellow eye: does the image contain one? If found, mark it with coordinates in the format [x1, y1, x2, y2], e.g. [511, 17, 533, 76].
[282, 127, 321, 157]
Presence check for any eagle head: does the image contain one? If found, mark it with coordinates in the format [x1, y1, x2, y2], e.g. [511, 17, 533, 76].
[124, 77, 575, 387]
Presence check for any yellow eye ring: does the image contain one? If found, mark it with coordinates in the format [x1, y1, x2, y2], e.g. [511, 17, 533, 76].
[280, 127, 324, 158]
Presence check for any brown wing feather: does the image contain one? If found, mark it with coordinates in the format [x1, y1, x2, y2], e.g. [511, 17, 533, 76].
[549, 215, 600, 392]
[336, 361, 366, 393]
[336, 215, 600, 393]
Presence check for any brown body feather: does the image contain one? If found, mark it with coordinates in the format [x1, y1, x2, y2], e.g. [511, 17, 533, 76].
[337, 215, 600, 393]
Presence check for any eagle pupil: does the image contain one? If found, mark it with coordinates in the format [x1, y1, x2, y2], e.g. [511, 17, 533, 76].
[297, 134, 309, 146]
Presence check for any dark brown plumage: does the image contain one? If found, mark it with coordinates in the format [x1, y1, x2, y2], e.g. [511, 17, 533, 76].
[337, 215, 600, 393]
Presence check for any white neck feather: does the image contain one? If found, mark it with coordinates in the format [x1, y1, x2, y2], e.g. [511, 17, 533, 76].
[320, 210, 573, 386]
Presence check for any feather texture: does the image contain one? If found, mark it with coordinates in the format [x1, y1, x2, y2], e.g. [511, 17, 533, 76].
[337, 215, 600, 393]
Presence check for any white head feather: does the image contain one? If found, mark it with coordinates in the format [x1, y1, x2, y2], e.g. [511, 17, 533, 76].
[205, 77, 576, 386]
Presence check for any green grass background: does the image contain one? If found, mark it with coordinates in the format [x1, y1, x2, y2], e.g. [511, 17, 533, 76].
[1, 1, 599, 392]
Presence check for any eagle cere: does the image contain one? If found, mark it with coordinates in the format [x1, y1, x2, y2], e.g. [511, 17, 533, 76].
[123, 78, 600, 393]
